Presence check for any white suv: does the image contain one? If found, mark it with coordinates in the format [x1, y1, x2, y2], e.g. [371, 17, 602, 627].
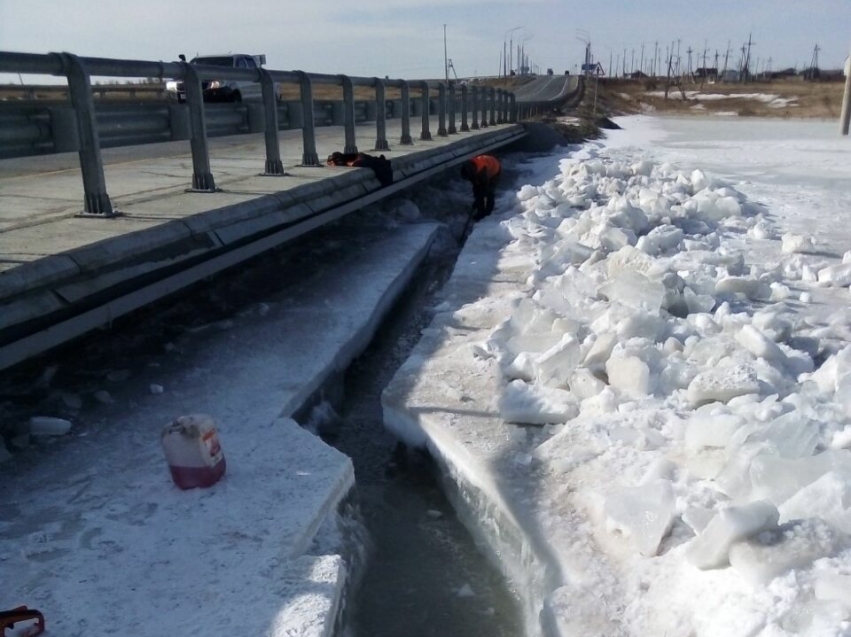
[166, 54, 266, 103]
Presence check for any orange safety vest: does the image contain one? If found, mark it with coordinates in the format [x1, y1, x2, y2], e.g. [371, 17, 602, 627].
[469, 155, 501, 179]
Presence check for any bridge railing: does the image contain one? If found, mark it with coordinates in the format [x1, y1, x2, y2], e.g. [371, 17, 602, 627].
[0, 51, 518, 216]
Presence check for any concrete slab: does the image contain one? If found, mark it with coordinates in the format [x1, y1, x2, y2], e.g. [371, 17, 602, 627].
[0, 222, 440, 636]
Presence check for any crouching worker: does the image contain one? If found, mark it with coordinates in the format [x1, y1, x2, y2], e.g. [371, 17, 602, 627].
[460, 154, 502, 220]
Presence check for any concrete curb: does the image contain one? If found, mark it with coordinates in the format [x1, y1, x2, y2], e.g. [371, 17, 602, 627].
[0, 125, 525, 369]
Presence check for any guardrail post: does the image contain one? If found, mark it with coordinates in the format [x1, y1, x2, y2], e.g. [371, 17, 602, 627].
[340, 75, 357, 154]
[448, 82, 457, 134]
[510, 94, 517, 123]
[460, 85, 469, 132]
[183, 62, 216, 192]
[419, 81, 432, 141]
[497, 90, 506, 124]
[489, 87, 497, 126]
[480, 86, 489, 128]
[471, 86, 479, 130]
[841, 54, 851, 135]
[373, 77, 390, 151]
[400, 81, 413, 145]
[55, 52, 116, 216]
[437, 83, 448, 136]
[167, 105, 190, 141]
[259, 69, 285, 175]
[494, 89, 501, 124]
[298, 71, 320, 166]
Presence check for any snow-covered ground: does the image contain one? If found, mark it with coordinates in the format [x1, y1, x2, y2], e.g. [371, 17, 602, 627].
[383, 115, 851, 637]
[646, 91, 798, 109]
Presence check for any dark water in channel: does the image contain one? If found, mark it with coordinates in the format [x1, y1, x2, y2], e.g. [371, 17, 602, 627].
[322, 255, 522, 637]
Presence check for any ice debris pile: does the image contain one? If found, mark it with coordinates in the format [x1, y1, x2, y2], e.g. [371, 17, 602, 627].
[475, 155, 851, 634]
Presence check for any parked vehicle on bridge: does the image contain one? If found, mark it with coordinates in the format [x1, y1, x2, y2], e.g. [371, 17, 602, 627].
[165, 54, 267, 103]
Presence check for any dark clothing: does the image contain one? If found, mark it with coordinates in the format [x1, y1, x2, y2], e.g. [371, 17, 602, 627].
[461, 155, 501, 220]
[327, 152, 393, 187]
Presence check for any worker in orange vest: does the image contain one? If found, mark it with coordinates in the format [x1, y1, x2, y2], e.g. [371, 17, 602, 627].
[460, 155, 502, 221]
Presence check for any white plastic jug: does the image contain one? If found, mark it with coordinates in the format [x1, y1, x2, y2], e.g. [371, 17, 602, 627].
[161, 414, 226, 490]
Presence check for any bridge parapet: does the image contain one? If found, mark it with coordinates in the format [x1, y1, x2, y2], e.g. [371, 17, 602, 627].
[0, 51, 517, 216]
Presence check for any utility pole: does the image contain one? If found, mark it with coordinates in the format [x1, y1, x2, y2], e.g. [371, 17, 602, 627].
[676, 39, 681, 77]
[504, 26, 521, 79]
[686, 46, 693, 81]
[809, 44, 821, 80]
[743, 33, 754, 83]
[653, 41, 659, 77]
[640, 43, 645, 77]
[723, 40, 731, 78]
[630, 49, 635, 76]
[840, 47, 850, 134]
[623, 47, 627, 77]
[443, 24, 448, 82]
[615, 53, 620, 79]
[609, 50, 613, 78]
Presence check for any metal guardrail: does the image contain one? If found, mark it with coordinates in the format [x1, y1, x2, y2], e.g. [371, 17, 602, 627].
[0, 83, 168, 100]
[0, 51, 519, 217]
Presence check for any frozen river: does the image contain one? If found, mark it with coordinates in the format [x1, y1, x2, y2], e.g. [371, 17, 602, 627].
[383, 114, 851, 637]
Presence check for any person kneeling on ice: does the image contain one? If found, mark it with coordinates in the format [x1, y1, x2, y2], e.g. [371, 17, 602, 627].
[460, 154, 501, 221]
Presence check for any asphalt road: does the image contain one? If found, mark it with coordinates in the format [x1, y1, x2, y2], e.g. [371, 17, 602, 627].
[512, 75, 578, 103]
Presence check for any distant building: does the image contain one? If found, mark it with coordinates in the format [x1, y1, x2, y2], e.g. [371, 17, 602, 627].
[769, 67, 797, 80]
[720, 69, 740, 82]
[695, 67, 718, 79]
[629, 70, 648, 79]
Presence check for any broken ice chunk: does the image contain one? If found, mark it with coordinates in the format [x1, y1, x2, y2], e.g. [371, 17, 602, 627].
[744, 410, 820, 460]
[781, 233, 818, 255]
[778, 471, 851, 534]
[582, 332, 618, 371]
[29, 416, 72, 436]
[728, 519, 840, 586]
[599, 226, 633, 252]
[750, 450, 851, 506]
[735, 325, 788, 367]
[683, 286, 716, 314]
[605, 480, 675, 556]
[715, 277, 768, 301]
[683, 506, 716, 534]
[599, 271, 666, 313]
[814, 572, 851, 606]
[498, 380, 579, 426]
[685, 411, 745, 450]
[686, 364, 760, 407]
[636, 225, 684, 256]
[568, 368, 606, 401]
[606, 354, 655, 397]
[817, 263, 851, 287]
[685, 500, 779, 569]
[504, 352, 537, 381]
[536, 334, 582, 388]
[691, 190, 742, 222]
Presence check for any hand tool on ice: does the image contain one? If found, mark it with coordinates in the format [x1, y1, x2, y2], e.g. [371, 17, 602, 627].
[459, 202, 478, 241]
[0, 606, 45, 636]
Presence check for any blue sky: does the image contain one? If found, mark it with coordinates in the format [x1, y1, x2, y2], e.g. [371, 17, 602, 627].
[1, 0, 849, 81]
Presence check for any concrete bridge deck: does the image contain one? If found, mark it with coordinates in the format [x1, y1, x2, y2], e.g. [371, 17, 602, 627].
[0, 117, 525, 370]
